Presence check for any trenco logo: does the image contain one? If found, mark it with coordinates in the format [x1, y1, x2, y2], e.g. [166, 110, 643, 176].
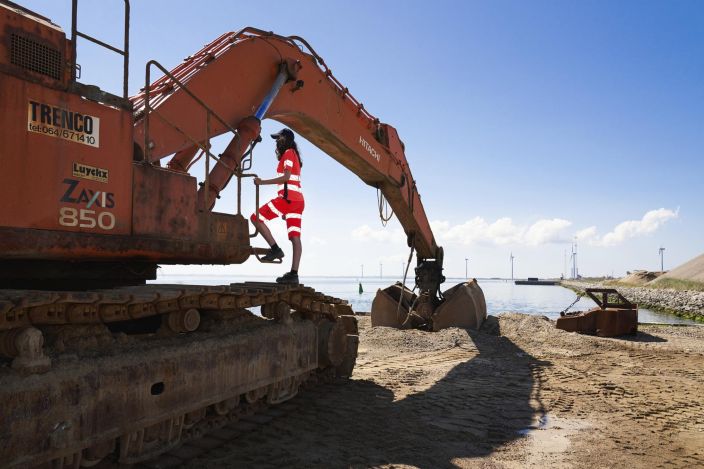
[27, 100, 100, 148]
[359, 136, 381, 162]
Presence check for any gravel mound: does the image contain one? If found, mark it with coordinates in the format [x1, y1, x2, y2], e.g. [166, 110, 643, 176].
[618, 270, 662, 285]
[363, 322, 474, 352]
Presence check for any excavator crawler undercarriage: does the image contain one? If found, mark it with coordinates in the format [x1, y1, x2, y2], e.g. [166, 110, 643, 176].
[0, 283, 358, 467]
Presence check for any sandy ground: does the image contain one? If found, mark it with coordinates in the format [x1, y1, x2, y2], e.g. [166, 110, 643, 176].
[171, 313, 703, 469]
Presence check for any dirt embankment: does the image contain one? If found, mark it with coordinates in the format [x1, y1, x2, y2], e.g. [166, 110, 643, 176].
[170, 314, 704, 469]
[617, 270, 663, 286]
[563, 280, 704, 321]
[655, 252, 704, 284]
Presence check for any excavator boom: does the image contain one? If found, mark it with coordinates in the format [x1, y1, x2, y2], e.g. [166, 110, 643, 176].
[131, 28, 437, 260]
[130, 28, 486, 331]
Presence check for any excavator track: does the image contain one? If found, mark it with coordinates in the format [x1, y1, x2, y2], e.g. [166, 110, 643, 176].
[0, 283, 359, 468]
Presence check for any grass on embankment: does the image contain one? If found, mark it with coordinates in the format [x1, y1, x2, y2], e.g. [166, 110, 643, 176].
[648, 278, 704, 292]
[569, 277, 704, 292]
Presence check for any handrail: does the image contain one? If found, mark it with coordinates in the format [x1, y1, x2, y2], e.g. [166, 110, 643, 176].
[71, 0, 130, 99]
[142, 59, 244, 215]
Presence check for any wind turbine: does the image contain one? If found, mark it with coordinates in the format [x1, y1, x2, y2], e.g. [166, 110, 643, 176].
[510, 252, 514, 281]
[570, 241, 578, 279]
[659, 246, 665, 273]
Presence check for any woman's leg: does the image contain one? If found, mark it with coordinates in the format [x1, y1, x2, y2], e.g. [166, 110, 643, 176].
[252, 218, 276, 247]
[291, 236, 302, 271]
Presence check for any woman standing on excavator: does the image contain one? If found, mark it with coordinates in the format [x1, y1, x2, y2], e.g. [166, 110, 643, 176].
[251, 128, 304, 285]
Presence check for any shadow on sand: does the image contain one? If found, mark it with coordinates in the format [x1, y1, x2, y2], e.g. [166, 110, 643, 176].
[220, 317, 553, 468]
[617, 330, 667, 343]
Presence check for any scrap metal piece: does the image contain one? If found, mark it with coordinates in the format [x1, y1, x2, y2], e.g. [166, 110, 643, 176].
[556, 288, 638, 337]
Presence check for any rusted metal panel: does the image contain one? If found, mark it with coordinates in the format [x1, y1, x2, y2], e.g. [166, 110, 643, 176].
[0, 218, 250, 264]
[556, 307, 638, 337]
[0, 74, 134, 235]
[0, 320, 318, 468]
[132, 163, 199, 239]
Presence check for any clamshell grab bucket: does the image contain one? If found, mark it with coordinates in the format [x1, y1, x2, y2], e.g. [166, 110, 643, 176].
[371, 279, 487, 331]
[432, 279, 487, 331]
[370, 283, 417, 328]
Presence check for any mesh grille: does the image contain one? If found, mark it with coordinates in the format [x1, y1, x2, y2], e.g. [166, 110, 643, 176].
[10, 33, 63, 80]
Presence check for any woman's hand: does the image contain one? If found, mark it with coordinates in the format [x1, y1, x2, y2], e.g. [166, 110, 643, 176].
[254, 177, 262, 185]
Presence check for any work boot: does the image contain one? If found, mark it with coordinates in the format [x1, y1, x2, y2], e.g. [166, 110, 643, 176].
[276, 271, 299, 285]
[261, 245, 284, 262]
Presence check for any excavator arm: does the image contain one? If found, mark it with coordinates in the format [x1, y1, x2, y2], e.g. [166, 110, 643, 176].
[131, 28, 485, 330]
[132, 29, 437, 259]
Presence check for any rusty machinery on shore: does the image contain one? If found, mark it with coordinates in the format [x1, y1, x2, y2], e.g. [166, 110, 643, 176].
[556, 288, 638, 337]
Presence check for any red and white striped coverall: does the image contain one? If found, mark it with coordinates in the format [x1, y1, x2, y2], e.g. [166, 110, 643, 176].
[250, 149, 304, 239]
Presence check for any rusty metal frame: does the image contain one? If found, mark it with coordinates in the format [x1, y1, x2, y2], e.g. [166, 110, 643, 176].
[237, 173, 260, 237]
[585, 288, 635, 310]
[142, 60, 246, 215]
[71, 0, 130, 99]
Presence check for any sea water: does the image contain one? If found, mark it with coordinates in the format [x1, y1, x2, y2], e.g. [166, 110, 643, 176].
[150, 275, 699, 325]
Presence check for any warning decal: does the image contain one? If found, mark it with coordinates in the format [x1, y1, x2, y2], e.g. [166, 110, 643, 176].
[27, 100, 100, 148]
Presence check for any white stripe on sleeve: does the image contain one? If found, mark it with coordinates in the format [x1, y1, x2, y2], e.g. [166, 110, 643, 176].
[286, 213, 302, 219]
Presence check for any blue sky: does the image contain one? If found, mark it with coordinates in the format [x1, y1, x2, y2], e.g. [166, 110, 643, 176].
[22, 0, 703, 279]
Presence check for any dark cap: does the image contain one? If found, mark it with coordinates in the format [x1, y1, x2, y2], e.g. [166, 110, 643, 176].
[270, 128, 294, 140]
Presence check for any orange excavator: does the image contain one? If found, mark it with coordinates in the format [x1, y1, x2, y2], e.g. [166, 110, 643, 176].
[0, 1, 486, 466]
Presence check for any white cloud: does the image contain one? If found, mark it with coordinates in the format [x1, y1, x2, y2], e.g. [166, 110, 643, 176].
[432, 216, 522, 245]
[598, 208, 678, 246]
[350, 224, 404, 242]
[574, 226, 598, 243]
[524, 218, 572, 245]
[431, 216, 570, 246]
[427, 208, 677, 248]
